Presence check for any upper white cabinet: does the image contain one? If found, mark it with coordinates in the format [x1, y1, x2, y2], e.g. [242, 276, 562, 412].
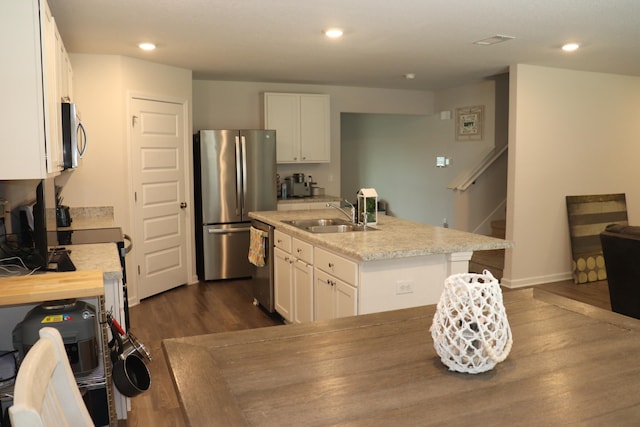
[264, 93, 330, 164]
[0, 0, 71, 179]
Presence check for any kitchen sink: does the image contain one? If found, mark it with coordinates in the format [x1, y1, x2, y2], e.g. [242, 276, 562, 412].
[282, 218, 377, 233]
[307, 224, 373, 233]
[283, 218, 352, 227]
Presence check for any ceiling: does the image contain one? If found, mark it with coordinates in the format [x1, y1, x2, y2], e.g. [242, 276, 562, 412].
[48, 0, 640, 91]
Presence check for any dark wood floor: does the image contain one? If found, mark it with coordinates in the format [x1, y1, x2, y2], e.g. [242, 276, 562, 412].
[124, 279, 284, 427]
[123, 277, 611, 426]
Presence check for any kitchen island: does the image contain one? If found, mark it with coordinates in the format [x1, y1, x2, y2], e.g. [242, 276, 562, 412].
[164, 288, 640, 426]
[249, 210, 511, 320]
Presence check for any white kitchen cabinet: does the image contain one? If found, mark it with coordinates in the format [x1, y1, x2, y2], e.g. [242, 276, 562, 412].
[274, 246, 293, 322]
[264, 93, 330, 164]
[273, 229, 316, 323]
[0, 0, 70, 178]
[293, 260, 313, 323]
[56, 25, 73, 102]
[314, 269, 357, 321]
[292, 237, 313, 323]
[313, 247, 358, 321]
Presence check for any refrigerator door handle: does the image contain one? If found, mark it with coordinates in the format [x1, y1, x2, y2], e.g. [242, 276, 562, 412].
[240, 135, 248, 217]
[234, 136, 242, 216]
[207, 227, 251, 234]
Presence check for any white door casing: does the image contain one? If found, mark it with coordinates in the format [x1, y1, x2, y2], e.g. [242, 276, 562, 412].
[131, 97, 189, 300]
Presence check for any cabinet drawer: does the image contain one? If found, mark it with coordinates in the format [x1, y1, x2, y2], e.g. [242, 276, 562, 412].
[292, 238, 313, 264]
[274, 230, 292, 252]
[314, 247, 357, 286]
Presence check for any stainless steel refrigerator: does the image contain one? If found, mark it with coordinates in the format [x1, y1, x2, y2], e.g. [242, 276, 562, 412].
[194, 129, 276, 281]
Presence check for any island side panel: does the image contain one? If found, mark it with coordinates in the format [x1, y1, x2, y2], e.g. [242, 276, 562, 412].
[447, 251, 473, 275]
[358, 254, 451, 314]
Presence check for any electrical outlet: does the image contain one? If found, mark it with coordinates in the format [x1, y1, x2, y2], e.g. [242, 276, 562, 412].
[396, 280, 414, 295]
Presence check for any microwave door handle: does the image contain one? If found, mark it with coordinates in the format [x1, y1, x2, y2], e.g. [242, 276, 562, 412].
[234, 136, 242, 216]
[240, 135, 248, 217]
[77, 121, 87, 158]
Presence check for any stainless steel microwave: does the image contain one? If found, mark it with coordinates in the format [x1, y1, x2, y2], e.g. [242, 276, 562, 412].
[61, 102, 87, 169]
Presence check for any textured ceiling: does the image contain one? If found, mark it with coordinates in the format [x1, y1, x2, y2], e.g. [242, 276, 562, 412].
[48, 0, 640, 91]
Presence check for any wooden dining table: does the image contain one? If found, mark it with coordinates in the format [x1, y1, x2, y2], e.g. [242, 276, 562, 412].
[163, 289, 640, 426]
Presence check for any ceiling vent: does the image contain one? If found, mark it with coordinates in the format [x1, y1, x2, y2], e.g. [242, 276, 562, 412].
[473, 35, 515, 46]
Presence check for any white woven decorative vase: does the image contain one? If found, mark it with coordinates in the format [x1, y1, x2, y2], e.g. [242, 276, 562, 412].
[430, 270, 513, 374]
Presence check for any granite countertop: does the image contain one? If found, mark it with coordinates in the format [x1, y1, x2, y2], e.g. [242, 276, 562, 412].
[249, 209, 512, 262]
[68, 243, 122, 281]
[277, 194, 341, 205]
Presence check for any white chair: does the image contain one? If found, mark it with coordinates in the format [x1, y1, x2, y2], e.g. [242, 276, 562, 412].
[9, 327, 94, 427]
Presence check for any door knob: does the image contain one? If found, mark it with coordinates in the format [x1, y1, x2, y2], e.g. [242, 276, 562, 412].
[180, 202, 187, 209]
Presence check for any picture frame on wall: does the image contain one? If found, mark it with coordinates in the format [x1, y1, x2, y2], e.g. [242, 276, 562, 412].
[456, 105, 484, 141]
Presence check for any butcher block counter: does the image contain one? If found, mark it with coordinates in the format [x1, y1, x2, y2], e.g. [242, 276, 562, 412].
[164, 289, 640, 426]
[0, 270, 104, 306]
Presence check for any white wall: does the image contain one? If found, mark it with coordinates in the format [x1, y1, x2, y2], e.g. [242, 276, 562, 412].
[62, 54, 193, 303]
[340, 79, 498, 228]
[504, 64, 640, 288]
[193, 80, 435, 197]
[448, 75, 509, 234]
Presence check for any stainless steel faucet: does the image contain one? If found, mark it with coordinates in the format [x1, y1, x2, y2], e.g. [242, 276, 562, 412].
[326, 200, 356, 224]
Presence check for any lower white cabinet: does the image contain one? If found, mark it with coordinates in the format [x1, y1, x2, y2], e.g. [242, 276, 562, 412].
[274, 231, 314, 323]
[274, 228, 359, 323]
[314, 269, 357, 321]
[293, 260, 313, 323]
[274, 246, 293, 322]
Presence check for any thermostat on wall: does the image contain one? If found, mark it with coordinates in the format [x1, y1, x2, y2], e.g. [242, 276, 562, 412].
[436, 156, 451, 168]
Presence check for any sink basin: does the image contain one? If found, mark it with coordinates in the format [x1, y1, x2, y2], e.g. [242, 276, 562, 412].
[282, 218, 352, 227]
[307, 224, 373, 233]
[282, 218, 377, 233]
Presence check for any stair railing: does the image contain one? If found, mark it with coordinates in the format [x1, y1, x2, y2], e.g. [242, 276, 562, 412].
[447, 145, 508, 191]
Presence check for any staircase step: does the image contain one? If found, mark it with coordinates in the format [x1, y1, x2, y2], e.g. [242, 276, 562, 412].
[491, 220, 506, 239]
[469, 249, 504, 280]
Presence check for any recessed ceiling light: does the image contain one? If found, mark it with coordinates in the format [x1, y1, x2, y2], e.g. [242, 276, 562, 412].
[138, 42, 156, 51]
[324, 28, 344, 38]
[562, 43, 580, 52]
[404, 73, 416, 80]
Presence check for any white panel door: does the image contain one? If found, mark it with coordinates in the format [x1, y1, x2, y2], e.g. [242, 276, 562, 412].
[131, 97, 189, 299]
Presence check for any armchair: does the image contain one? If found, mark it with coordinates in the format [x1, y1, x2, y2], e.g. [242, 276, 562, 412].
[600, 224, 640, 319]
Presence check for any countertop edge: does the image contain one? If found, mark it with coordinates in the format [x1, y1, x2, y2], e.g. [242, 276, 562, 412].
[249, 210, 512, 261]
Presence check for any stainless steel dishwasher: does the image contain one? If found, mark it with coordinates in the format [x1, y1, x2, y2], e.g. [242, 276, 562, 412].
[250, 219, 274, 312]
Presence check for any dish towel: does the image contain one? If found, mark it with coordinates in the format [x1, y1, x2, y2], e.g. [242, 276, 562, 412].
[248, 226, 268, 267]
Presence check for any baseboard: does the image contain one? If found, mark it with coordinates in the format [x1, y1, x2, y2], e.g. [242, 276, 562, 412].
[501, 271, 574, 288]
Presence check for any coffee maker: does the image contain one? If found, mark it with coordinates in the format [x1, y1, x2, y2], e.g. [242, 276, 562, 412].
[286, 173, 311, 197]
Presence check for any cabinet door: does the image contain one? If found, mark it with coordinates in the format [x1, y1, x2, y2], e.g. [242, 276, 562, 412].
[314, 269, 334, 321]
[42, 0, 63, 174]
[56, 27, 73, 102]
[265, 93, 299, 163]
[274, 247, 293, 322]
[300, 95, 330, 162]
[293, 260, 313, 324]
[335, 280, 357, 318]
[0, 0, 48, 179]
